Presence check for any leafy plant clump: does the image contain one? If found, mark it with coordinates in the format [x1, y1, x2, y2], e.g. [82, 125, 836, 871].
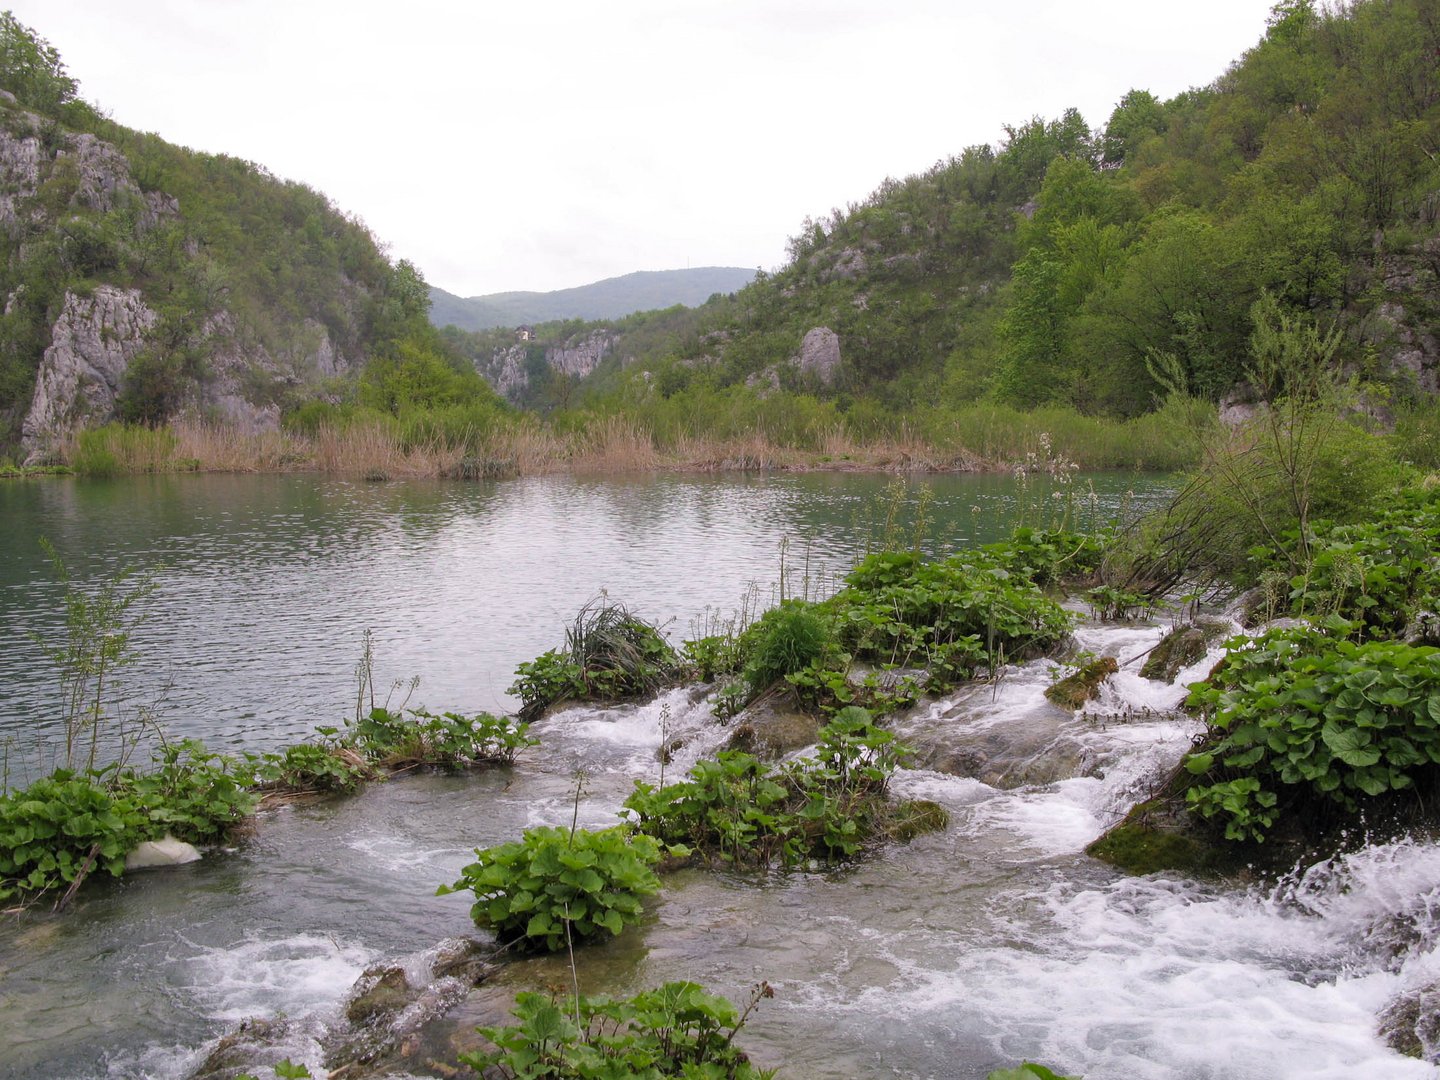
[1183, 622, 1440, 841]
[438, 825, 666, 951]
[347, 706, 535, 769]
[625, 707, 945, 867]
[512, 598, 682, 719]
[0, 740, 258, 903]
[463, 981, 776, 1079]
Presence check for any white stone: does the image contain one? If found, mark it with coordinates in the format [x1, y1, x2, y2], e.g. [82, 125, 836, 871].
[124, 835, 202, 870]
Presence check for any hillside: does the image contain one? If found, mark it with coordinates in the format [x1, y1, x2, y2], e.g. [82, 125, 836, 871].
[0, 13, 480, 463]
[428, 267, 756, 332]
[514, 0, 1438, 425]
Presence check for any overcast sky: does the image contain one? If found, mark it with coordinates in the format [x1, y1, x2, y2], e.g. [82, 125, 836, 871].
[13, 1, 1272, 297]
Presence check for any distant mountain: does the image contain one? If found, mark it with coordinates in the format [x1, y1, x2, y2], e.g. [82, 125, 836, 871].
[428, 267, 757, 331]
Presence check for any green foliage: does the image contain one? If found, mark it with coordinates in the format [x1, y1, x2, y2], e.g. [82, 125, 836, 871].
[740, 602, 835, 695]
[0, 740, 258, 903]
[124, 739, 259, 843]
[511, 598, 681, 719]
[988, 1066, 1080, 1080]
[463, 981, 775, 1080]
[625, 707, 940, 867]
[0, 11, 78, 114]
[438, 825, 663, 951]
[0, 770, 145, 901]
[1183, 624, 1440, 841]
[347, 706, 535, 768]
[249, 741, 372, 794]
[829, 545, 1073, 685]
[1278, 487, 1440, 638]
[32, 541, 157, 771]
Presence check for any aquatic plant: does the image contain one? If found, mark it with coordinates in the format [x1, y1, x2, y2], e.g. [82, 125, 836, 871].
[1184, 622, 1440, 841]
[739, 601, 836, 695]
[438, 825, 665, 952]
[625, 707, 944, 867]
[511, 597, 681, 719]
[0, 740, 257, 905]
[463, 980, 776, 1079]
[347, 706, 534, 768]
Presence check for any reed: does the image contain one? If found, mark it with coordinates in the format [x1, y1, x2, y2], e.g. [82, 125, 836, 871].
[55, 399, 1210, 480]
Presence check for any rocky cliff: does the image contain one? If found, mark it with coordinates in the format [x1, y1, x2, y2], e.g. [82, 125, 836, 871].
[0, 88, 398, 461]
[477, 329, 615, 402]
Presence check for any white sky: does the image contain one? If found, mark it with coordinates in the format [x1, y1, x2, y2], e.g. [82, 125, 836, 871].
[12, 1, 1272, 296]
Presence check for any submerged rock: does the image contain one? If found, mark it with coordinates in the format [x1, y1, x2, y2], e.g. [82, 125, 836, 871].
[188, 1018, 322, 1080]
[1044, 656, 1118, 710]
[1379, 981, 1440, 1061]
[1139, 619, 1231, 683]
[323, 938, 498, 1079]
[726, 689, 820, 759]
[125, 834, 202, 870]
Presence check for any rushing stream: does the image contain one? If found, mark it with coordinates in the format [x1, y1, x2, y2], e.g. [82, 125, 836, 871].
[1, 472, 1437, 1079]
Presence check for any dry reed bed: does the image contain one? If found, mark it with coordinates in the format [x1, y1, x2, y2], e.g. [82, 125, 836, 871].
[60, 418, 1097, 478]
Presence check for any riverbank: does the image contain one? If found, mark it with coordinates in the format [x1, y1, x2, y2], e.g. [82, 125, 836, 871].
[8, 397, 1215, 479]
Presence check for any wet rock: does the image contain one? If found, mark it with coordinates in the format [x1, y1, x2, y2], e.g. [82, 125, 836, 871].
[1086, 794, 1244, 877]
[726, 690, 820, 759]
[322, 943, 498, 1078]
[1379, 981, 1440, 1061]
[430, 937, 497, 986]
[124, 834, 202, 870]
[1405, 610, 1440, 647]
[1045, 656, 1118, 710]
[345, 965, 411, 1025]
[907, 718, 1090, 789]
[1140, 619, 1231, 683]
[188, 1017, 320, 1080]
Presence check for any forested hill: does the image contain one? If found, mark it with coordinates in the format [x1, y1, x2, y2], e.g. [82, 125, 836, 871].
[0, 13, 469, 462]
[429, 267, 757, 332]
[491, 0, 1437, 421]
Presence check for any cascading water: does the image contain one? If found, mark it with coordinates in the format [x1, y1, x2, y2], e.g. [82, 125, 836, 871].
[2, 474, 1436, 1079]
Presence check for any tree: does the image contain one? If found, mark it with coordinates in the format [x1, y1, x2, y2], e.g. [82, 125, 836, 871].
[0, 11, 78, 114]
[1102, 89, 1166, 167]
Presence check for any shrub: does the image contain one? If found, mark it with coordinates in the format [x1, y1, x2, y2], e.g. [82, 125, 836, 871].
[249, 741, 373, 793]
[831, 548, 1072, 681]
[0, 771, 146, 900]
[740, 601, 835, 694]
[438, 825, 664, 951]
[1183, 623, 1440, 841]
[511, 598, 681, 719]
[625, 707, 943, 867]
[347, 706, 534, 768]
[124, 739, 259, 842]
[0, 740, 257, 902]
[463, 981, 776, 1079]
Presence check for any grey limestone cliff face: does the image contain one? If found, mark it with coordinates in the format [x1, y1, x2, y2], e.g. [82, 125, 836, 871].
[478, 330, 614, 401]
[796, 326, 841, 384]
[21, 286, 157, 461]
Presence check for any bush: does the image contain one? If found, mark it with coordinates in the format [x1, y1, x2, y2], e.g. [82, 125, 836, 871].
[511, 598, 681, 719]
[463, 981, 776, 1079]
[438, 825, 664, 951]
[1183, 623, 1440, 841]
[0, 771, 146, 900]
[625, 707, 943, 867]
[0, 740, 258, 902]
[347, 706, 534, 768]
[740, 602, 835, 694]
[249, 741, 373, 793]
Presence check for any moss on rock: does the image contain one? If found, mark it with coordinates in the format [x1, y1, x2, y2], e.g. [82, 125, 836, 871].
[1045, 656, 1118, 710]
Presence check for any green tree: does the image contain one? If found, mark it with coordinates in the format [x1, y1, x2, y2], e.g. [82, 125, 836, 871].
[0, 11, 78, 114]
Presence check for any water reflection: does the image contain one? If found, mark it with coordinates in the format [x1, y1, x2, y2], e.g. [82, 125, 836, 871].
[0, 471, 1171, 781]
